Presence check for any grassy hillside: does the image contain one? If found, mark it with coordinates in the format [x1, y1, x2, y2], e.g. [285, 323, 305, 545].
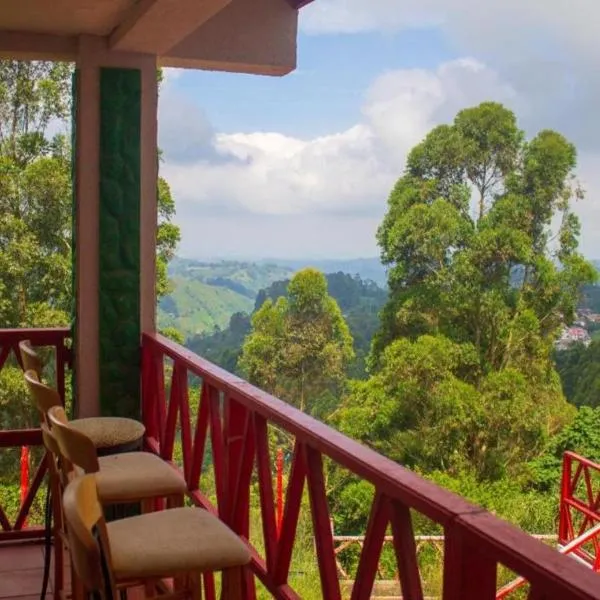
[158, 260, 295, 338]
[158, 277, 254, 337]
[158, 257, 388, 340]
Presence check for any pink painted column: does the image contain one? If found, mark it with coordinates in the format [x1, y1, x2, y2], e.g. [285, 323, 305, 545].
[72, 35, 158, 418]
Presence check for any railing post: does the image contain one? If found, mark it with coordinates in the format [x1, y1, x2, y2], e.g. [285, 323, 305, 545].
[443, 523, 497, 600]
[559, 453, 572, 544]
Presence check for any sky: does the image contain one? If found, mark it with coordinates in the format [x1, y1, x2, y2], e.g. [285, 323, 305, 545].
[158, 0, 600, 261]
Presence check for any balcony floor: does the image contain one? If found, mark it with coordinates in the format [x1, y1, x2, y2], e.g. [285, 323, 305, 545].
[0, 542, 54, 600]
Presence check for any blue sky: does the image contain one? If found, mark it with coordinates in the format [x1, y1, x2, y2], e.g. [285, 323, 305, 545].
[159, 0, 600, 260]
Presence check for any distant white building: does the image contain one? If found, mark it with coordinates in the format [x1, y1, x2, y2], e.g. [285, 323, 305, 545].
[556, 326, 592, 350]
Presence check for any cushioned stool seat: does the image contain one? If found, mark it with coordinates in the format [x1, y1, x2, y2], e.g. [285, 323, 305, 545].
[93, 452, 186, 502]
[106, 507, 251, 580]
[69, 417, 145, 451]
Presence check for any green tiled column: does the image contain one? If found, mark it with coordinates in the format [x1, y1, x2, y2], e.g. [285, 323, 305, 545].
[98, 67, 142, 419]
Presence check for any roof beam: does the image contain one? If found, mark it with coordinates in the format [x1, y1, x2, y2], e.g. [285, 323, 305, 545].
[0, 31, 77, 62]
[164, 0, 297, 75]
[286, 0, 315, 7]
[110, 0, 233, 55]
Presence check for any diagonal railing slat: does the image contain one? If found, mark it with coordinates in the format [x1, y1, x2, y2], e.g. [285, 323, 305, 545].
[142, 332, 600, 600]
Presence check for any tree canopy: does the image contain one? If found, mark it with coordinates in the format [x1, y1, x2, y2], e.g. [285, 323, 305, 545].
[239, 268, 354, 416]
[342, 102, 595, 481]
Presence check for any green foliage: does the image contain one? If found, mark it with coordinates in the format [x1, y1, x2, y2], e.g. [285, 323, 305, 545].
[255, 272, 387, 378]
[555, 340, 600, 407]
[240, 269, 354, 415]
[340, 335, 571, 481]
[347, 102, 592, 484]
[0, 61, 73, 328]
[159, 276, 254, 337]
[530, 406, 600, 492]
[156, 176, 181, 298]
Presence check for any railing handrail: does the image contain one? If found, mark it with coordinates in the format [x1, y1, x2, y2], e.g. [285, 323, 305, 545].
[0, 327, 72, 540]
[144, 332, 600, 599]
[144, 332, 477, 523]
[564, 451, 600, 473]
[0, 327, 71, 342]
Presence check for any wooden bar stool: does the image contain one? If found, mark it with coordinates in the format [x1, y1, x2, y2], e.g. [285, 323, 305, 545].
[47, 405, 186, 510]
[63, 474, 250, 600]
[20, 342, 146, 454]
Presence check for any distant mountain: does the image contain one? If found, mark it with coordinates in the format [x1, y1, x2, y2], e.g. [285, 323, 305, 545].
[257, 257, 387, 287]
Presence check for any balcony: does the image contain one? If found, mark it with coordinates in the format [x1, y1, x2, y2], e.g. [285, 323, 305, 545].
[2, 328, 600, 600]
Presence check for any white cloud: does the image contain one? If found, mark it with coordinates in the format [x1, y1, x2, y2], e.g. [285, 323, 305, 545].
[159, 2, 600, 258]
[161, 59, 515, 221]
[300, 0, 600, 58]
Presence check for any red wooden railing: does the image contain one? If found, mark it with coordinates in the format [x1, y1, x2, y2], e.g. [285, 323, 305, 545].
[0, 328, 71, 541]
[560, 451, 600, 569]
[141, 332, 600, 600]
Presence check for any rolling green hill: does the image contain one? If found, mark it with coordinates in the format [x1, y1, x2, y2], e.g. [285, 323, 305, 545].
[158, 260, 295, 338]
[158, 257, 388, 341]
[158, 276, 254, 336]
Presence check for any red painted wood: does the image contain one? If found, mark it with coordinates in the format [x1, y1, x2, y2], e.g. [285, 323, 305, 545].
[203, 571, 216, 600]
[0, 344, 13, 371]
[0, 526, 46, 541]
[245, 544, 301, 600]
[443, 525, 497, 600]
[178, 368, 193, 483]
[255, 415, 278, 572]
[142, 341, 158, 440]
[14, 454, 48, 530]
[0, 503, 12, 531]
[558, 452, 600, 569]
[142, 333, 477, 525]
[208, 385, 226, 519]
[0, 429, 43, 447]
[155, 354, 167, 450]
[304, 445, 341, 600]
[162, 361, 182, 461]
[224, 397, 247, 526]
[527, 587, 547, 600]
[138, 333, 600, 600]
[350, 493, 390, 600]
[273, 441, 306, 586]
[560, 453, 573, 543]
[389, 500, 424, 600]
[0, 328, 70, 344]
[228, 400, 255, 535]
[188, 383, 210, 491]
[276, 448, 284, 536]
[188, 489, 218, 516]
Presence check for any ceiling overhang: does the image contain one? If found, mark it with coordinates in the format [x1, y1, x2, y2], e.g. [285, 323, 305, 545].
[0, 0, 308, 76]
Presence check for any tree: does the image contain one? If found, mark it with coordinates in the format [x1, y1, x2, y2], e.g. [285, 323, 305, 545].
[554, 341, 600, 408]
[344, 102, 594, 481]
[0, 61, 180, 328]
[0, 61, 73, 328]
[0, 61, 181, 433]
[239, 268, 354, 416]
[156, 175, 181, 298]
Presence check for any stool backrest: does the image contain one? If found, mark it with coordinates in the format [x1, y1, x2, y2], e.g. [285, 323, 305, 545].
[62, 474, 115, 599]
[47, 406, 100, 475]
[19, 340, 43, 380]
[24, 370, 61, 424]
